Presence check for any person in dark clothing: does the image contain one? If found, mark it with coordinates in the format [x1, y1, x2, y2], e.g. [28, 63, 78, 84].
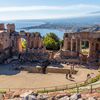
[41, 60, 50, 74]
[66, 72, 69, 79]
[85, 73, 91, 82]
[42, 66, 47, 74]
[69, 73, 72, 79]
[68, 70, 73, 79]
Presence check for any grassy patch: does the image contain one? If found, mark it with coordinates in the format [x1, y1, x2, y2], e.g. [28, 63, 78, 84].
[0, 89, 6, 94]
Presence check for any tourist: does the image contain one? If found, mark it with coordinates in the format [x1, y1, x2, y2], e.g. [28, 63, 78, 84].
[87, 74, 91, 79]
[91, 73, 95, 78]
[69, 73, 72, 79]
[42, 66, 47, 74]
[86, 73, 91, 82]
[66, 70, 72, 79]
[41, 60, 50, 74]
[66, 72, 69, 79]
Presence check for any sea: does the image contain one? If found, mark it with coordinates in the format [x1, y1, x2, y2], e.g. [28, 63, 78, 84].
[1, 16, 100, 39]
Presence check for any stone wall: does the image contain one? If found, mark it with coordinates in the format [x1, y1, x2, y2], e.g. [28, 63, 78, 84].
[0, 24, 17, 63]
[61, 50, 78, 58]
[54, 32, 100, 65]
[7, 24, 15, 33]
[0, 23, 5, 30]
[0, 48, 11, 63]
[17, 32, 49, 62]
[24, 66, 77, 74]
[0, 23, 100, 65]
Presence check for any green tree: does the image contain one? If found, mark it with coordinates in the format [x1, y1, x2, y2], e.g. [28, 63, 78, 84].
[46, 33, 59, 42]
[21, 38, 27, 50]
[43, 33, 60, 50]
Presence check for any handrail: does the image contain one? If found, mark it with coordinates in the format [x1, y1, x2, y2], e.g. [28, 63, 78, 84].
[0, 73, 99, 94]
[0, 80, 100, 94]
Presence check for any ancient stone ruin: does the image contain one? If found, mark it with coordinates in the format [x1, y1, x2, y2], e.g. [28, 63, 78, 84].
[0, 23, 49, 63]
[0, 23, 100, 66]
[54, 32, 100, 66]
[0, 23, 18, 63]
[17, 32, 49, 62]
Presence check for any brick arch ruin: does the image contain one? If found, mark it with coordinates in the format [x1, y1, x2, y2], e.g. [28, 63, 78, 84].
[17, 32, 49, 62]
[54, 32, 100, 66]
[17, 32, 45, 53]
[0, 23, 100, 66]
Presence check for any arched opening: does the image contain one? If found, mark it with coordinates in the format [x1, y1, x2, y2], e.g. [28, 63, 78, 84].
[81, 41, 89, 55]
[21, 38, 27, 51]
[18, 37, 27, 53]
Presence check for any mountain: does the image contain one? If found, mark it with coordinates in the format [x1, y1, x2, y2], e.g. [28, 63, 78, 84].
[0, 15, 100, 29]
[90, 11, 100, 14]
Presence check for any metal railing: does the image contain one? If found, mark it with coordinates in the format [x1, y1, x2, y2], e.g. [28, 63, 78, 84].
[0, 80, 100, 94]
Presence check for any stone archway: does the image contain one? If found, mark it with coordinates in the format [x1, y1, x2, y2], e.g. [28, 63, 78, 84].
[81, 40, 89, 56]
[17, 37, 28, 53]
[21, 38, 27, 51]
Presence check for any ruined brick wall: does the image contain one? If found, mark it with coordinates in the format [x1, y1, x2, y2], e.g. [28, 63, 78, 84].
[0, 23, 5, 30]
[0, 24, 16, 63]
[7, 24, 15, 33]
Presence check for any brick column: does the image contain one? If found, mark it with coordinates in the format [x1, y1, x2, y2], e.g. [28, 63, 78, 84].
[76, 39, 78, 52]
[71, 38, 73, 56]
[17, 37, 23, 53]
[89, 41, 95, 57]
[34, 36, 38, 48]
[63, 38, 68, 50]
[75, 38, 81, 52]
[80, 39, 82, 53]
[71, 38, 73, 52]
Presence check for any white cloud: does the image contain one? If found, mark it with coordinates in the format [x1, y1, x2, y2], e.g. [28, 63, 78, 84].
[0, 4, 100, 20]
[0, 4, 100, 12]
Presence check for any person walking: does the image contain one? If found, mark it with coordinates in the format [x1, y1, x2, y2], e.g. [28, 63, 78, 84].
[69, 73, 72, 79]
[66, 72, 69, 79]
[85, 73, 91, 82]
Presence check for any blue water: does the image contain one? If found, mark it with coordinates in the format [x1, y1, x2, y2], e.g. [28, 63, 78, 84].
[3, 20, 45, 29]
[1, 16, 100, 39]
[20, 28, 64, 39]
[2, 20, 64, 39]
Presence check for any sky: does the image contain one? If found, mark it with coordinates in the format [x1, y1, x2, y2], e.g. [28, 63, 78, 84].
[0, 0, 100, 20]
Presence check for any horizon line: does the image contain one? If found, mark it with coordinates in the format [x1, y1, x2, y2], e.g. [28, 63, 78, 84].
[0, 14, 100, 21]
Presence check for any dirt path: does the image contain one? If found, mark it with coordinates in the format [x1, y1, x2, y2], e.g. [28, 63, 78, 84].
[0, 64, 99, 88]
